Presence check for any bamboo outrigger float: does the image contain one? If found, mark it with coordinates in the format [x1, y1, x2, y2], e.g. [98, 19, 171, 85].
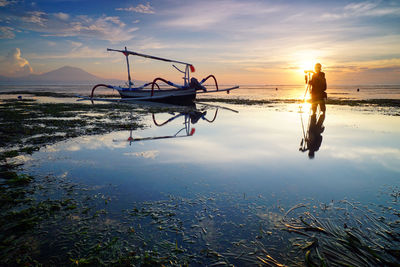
[80, 47, 239, 105]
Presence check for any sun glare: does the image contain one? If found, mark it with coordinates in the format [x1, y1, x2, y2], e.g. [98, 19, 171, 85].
[293, 50, 321, 74]
[295, 52, 319, 101]
[299, 60, 316, 73]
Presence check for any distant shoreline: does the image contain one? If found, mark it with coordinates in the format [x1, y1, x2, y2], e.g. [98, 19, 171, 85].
[1, 82, 400, 87]
[1, 90, 399, 111]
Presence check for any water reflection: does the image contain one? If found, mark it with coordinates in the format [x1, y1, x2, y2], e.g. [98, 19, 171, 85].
[123, 104, 221, 145]
[30, 103, 400, 204]
[299, 111, 326, 159]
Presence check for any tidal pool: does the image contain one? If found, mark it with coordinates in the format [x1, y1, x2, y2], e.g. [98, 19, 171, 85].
[27, 103, 400, 204]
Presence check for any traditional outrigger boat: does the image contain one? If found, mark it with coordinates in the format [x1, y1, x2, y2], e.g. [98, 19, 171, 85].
[81, 47, 239, 105]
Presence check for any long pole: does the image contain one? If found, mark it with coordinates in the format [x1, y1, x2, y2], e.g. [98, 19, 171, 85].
[303, 72, 312, 102]
[124, 47, 132, 89]
[108, 48, 191, 66]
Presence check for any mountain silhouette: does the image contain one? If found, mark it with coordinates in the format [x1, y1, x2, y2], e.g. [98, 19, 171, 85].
[29, 66, 99, 82]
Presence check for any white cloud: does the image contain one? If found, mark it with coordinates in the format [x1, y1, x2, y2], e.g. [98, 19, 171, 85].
[0, 26, 15, 39]
[0, 0, 15, 7]
[53, 12, 69, 21]
[22, 11, 47, 26]
[116, 2, 155, 14]
[321, 1, 400, 20]
[0, 48, 33, 76]
[69, 40, 83, 48]
[28, 44, 109, 59]
[103, 16, 125, 27]
[42, 15, 134, 43]
[6, 11, 135, 43]
[162, 0, 279, 30]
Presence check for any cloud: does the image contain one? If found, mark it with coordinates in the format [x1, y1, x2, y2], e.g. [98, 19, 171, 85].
[102, 16, 125, 27]
[321, 1, 400, 20]
[47, 41, 56, 46]
[328, 57, 400, 71]
[40, 15, 133, 42]
[0, 0, 15, 7]
[116, 2, 155, 14]
[53, 12, 69, 21]
[162, 0, 279, 30]
[28, 42, 109, 59]
[0, 26, 15, 39]
[5, 10, 135, 43]
[344, 1, 378, 13]
[22, 11, 48, 26]
[0, 48, 33, 76]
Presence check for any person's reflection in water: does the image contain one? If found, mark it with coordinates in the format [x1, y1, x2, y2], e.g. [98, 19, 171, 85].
[306, 113, 325, 159]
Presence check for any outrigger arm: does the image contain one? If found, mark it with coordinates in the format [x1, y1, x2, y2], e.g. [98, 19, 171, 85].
[107, 48, 193, 66]
[107, 47, 195, 87]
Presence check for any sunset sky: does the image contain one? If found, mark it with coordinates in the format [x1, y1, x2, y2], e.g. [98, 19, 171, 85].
[0, 0, 399, 85]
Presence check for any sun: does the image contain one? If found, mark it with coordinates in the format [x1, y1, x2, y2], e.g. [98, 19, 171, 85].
[293, 50, 321, 74]
[299, 60, 316, 73]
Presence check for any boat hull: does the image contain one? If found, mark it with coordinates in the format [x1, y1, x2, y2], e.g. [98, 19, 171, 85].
[118, 88, 196, 105]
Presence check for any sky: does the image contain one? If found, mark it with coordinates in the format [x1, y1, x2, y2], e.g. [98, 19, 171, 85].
[0, 0, 399, 85]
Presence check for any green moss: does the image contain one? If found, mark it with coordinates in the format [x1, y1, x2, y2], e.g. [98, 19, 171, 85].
[5, 173, 33, 185]
[0, 150, 19, 160]
[0, 100, 145, 160]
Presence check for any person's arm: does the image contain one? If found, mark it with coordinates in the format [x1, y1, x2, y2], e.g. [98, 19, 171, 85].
[309, 74, 315, 87]
[319, 72, 326, 91]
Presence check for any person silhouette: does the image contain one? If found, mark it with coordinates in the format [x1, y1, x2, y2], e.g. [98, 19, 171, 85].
[306, 113, 325, 159]
[309, 63, 327, 115]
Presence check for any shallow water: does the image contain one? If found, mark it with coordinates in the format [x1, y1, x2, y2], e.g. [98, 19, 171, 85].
[24, 102, 400, 209]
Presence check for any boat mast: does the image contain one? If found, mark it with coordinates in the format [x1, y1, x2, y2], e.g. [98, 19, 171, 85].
[124, 47, 132, 89]
[185, 65, 190, 87]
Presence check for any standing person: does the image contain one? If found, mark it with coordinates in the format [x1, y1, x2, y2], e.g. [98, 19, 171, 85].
[309, 63, 327, 115]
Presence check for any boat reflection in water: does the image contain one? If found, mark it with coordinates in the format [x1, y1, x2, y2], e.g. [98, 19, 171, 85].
[299, 111, 326, 159]
[125, 104, 224, 145]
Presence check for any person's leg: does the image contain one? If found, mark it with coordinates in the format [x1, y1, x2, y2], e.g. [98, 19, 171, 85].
[310, 113, 317, 125]
[320, 100, 326, 114]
